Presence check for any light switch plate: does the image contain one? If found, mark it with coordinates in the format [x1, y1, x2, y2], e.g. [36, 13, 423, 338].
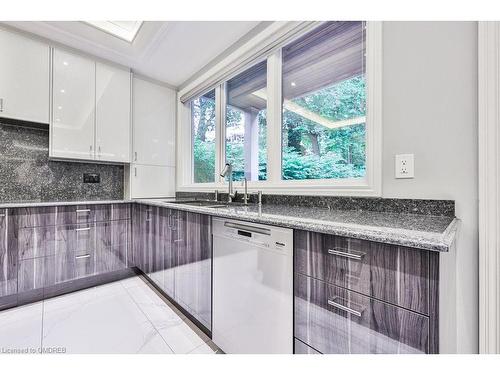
[395, 154, 414, 179]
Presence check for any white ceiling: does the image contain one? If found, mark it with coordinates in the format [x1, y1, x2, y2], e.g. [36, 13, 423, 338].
[3, 21, 260, 87]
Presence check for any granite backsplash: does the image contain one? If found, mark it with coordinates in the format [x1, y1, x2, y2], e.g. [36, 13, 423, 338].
[0, 120, 124, 203]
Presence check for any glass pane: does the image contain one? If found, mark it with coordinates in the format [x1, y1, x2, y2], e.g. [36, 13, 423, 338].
[192, 89, 216, 183]
[225, 60, 267, 181]
[282, 21, 366, 180]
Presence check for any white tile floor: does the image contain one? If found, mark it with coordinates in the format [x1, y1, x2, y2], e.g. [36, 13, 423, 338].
[0, 276, 220, 354]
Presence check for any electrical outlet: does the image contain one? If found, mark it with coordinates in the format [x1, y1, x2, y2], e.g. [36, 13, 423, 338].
[395, 154, 414, 179]
[83, 173, 100, 183]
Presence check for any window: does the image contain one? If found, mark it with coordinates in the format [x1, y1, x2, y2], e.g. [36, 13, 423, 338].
[191, 89, 216, 183]
[225, 60, 267, 181]
[179, 21, 380, 194]
[282, 21, 366, 180]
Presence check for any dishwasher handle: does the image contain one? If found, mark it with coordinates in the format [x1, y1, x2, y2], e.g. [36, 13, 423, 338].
[223, 221, 271, 236]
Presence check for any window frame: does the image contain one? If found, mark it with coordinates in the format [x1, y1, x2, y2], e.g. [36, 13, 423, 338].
[177, 21, 382, 196]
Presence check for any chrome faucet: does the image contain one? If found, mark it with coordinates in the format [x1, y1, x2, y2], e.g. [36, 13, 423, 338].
[243, 178, 248, 205]
[220, 163, 236, 202]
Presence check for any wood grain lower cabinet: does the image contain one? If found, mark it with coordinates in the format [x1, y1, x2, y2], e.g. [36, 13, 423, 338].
[295, 273, 430, 354]
[174, 211, 212, 330]
[132, 205, 212, 331]
[294, 230, 432, 315]
[1, 204, 132, 309]
[18, 255, 56, 293]
[131, 204, 156, 273]
[0, 209, 17, 301]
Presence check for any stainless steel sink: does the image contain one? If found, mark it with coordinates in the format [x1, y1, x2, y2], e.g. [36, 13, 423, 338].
[165, 200, 251, 208]
[165, 200, 228, 208]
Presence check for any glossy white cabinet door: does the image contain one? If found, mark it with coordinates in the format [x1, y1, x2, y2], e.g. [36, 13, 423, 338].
[133, 77, 175, 166]
[0, 29, 50, 124]
[130, 164, 175, 198]
[96, 62, 131, 163]
[51, 49, 95, 160]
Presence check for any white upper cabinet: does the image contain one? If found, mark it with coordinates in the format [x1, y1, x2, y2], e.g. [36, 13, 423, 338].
[51, 49, 95, 160]
[51, 49, 131, 163]
[96, 62, 131, 163]
[0, 28, 50, 124]
[133, 77, 176, 166]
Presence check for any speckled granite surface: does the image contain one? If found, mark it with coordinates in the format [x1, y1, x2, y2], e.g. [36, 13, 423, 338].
[138, 198, 458, 252]
[0, 121, 124, 202]
[176, 191, 455, 216]
[0, 197, 458, 252]
[0, 200, 130, 209]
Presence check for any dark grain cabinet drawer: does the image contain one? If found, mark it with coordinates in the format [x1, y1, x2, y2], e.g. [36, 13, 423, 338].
[56, 204, 112, 225]
[18, 256, 56, 293]
[294, 230, 432, 315]
[110, 203, 131, 221]
[55, 224, 96, 255]
[294, 273, 430, 354]
[55, 250, 95, 283]
[17, 226, 58, 259]
[11, 206, 57, 228]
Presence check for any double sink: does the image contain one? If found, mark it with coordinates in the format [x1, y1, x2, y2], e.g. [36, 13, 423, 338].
[166, 200, 250, 209]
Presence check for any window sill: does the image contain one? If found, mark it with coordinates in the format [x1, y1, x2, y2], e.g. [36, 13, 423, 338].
[178, 179, 381, 197]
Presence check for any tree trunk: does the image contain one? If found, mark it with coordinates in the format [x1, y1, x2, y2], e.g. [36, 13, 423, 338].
[309, 133, 320, 156]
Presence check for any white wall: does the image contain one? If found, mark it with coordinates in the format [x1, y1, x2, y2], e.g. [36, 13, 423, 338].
[382, 21, 478, 353]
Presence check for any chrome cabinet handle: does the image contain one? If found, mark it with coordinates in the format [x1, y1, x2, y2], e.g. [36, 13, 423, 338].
[76, 227, 91, 232]
[134, 167, 137, 177]
[134, 151, 137, 161]
[328, 248, 366, 260]
[327, 297, 364, 317]
[0, 98, 4, 112]
[89, 145, 93, 157]
[75, 254, 91, 259]
[0, 213, 5, 217]
[98, 145, 101, 158]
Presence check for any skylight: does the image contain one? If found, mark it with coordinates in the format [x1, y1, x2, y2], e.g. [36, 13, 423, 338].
[85, 21, 143, 42]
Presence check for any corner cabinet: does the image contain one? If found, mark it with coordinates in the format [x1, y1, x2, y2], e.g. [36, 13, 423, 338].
[0, 28, 50, 124]
[132, 205, 212, 332]
[50, 48, 131, 163]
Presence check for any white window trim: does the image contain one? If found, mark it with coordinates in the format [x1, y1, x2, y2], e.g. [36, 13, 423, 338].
[176, 21, 382, 196]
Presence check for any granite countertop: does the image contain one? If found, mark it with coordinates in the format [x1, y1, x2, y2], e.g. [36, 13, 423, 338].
[137, 198, 458, 253]
[0, 199, 132, 209]
[0, 198, 458, 252]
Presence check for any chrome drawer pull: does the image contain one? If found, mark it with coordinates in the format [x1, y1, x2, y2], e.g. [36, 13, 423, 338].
[0, 213, 5, 217]
[328, 249, 365, 260]
[327, 297, 364, 317]
[76, 227, 91, 232]
[76, 209, 91, 213]
[75, 254, 91, 259]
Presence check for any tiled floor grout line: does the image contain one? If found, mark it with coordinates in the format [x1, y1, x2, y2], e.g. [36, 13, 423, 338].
[136, 275, 213, 345]
[120, 280, 176, 354]
[40, 299, 44, 354]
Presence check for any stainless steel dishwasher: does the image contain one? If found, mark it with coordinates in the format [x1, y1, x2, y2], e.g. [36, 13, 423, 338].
[212, 217, 293, 354]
